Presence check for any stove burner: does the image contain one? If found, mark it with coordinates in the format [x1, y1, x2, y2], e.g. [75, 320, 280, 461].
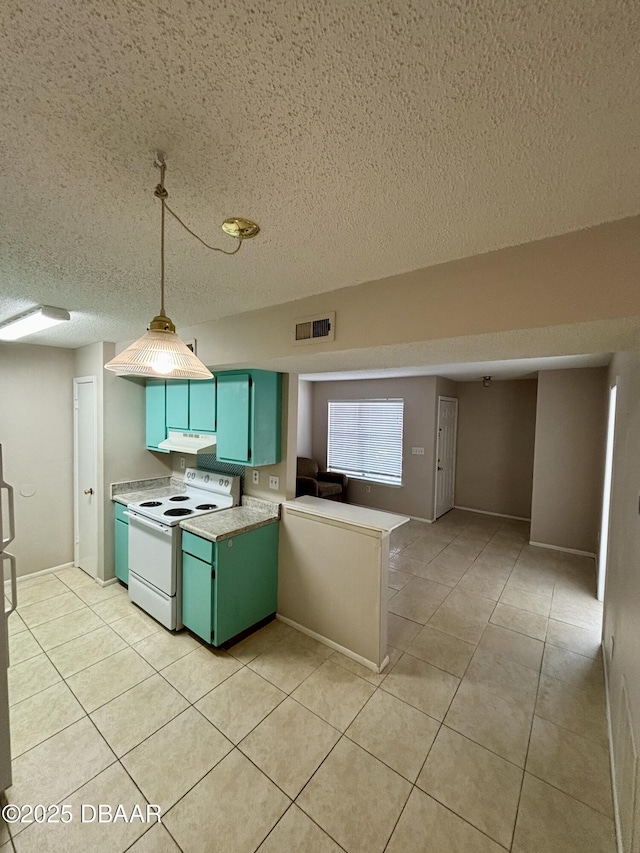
[140, 500, 162, 507]
[195, 503, 217, 510]
[169, 495, 190, 502]
[164, 508, 193, 517]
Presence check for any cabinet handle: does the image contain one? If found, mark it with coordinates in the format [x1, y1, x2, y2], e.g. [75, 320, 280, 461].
[84, 488, 94, 495]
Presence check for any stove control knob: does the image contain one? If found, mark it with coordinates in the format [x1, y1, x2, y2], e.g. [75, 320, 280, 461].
[204, 475, 210, 483]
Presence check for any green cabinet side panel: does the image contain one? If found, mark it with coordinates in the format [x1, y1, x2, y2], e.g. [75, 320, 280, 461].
[182, 552, 215, 643]
[114, 518, 129, 584]
[114, 502, 128, 523]
[189, 378, 216, 433]
[145, 380, 168, 452]
[216, 373, 251, 463]
[166, 380, 190, 430]
[250, 370, 282, 466]
[214, 523, 279, 645]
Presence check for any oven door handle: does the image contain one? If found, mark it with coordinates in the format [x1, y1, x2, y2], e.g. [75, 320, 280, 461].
[123, 511, 173, 535]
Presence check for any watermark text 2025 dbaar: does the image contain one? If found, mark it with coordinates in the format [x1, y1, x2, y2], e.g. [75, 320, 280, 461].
[2, 803, 162, 824]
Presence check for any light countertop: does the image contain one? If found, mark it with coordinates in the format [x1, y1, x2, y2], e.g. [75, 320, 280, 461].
[282, 496, 410, 534]
[112, 480, 279, 539]
[112, 483, 186, 505]
[180, 505, 279, 542]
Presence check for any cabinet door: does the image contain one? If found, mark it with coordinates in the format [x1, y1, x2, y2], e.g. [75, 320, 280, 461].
[114, 519, 129, 584]
[145, 380, 168, 451]
[214, 524, 278, 644]
[189, 378, 216, 433]
[216, 373, 251, 463]
[182, 551, 215, 643]
[166, 380, 190, 430]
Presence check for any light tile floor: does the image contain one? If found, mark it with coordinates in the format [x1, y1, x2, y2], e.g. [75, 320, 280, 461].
[1, 510, 616, 852]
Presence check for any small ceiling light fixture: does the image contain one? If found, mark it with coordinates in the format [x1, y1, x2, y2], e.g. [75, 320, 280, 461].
[0, 306, 70, 342]
[105, 153, 260, 380]
[482, 376, 492, 388]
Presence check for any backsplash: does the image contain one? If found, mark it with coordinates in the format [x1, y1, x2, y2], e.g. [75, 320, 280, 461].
[197, 453, 246, 494]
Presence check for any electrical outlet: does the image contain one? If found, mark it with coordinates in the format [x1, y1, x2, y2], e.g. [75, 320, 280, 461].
[252, 470, 260, 485]
[269, 475, 280, 490]
[365, 485, 371, 493]
[411, 447, 425, 455]
[180, 457, 186, 470]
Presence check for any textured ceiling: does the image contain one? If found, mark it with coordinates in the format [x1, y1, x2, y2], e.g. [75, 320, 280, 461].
[1, 0, 639, 348]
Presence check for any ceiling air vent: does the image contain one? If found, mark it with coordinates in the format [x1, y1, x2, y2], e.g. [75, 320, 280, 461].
[294, 312, 335, 346]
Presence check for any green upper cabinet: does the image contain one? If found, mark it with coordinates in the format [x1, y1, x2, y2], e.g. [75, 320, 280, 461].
[166, 380, 190, 430]
[144, 372, 278, 462]
[189, 378, 217, 432]
[216, 370, 282, 466]
[163, 378, 217, 433]
[145, 379, 169, 452]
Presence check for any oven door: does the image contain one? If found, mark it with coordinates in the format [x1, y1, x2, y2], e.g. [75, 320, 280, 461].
[125, 511, 177, 596]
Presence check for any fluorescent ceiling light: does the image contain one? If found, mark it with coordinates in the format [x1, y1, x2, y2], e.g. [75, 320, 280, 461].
[0, 306, 71, 341]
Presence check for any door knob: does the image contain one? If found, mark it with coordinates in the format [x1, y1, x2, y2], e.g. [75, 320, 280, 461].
[84, 488, 94, 495]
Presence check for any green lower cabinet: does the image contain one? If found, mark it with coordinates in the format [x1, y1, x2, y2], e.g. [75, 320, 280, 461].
[182, 552, 215, 642]
[114, 515, 129, 584]
[181, 523, 279, 646]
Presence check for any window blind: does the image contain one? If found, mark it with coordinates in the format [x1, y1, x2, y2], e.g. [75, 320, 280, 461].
[327, 399, 404, 486]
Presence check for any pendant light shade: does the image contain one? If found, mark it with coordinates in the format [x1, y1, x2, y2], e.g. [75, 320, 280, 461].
[105, 316, 212, 380]
[104, 153, 258, 381]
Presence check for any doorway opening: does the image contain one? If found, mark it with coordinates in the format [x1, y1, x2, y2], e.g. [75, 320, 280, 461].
[597, 383, 617, 602]
[74, 376, 99, 579]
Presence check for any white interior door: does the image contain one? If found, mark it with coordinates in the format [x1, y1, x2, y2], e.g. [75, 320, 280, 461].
[434, 396, 458, 520]
[74, 377, 98, 578]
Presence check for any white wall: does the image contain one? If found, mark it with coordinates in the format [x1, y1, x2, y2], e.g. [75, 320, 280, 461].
[0, 343, 75, 576]
[603, 349, 640, 853]
[177, 217, 640, 372]
[296, 379, 313, 459]
[454, 379, 537, 519]
[311, 376, 440, 519]
[530, 368, 607, 553]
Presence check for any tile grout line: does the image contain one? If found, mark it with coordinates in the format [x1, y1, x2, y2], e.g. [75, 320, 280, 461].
[8, 518, 605, 851]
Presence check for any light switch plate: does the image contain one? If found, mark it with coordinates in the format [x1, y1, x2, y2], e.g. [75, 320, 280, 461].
[412, 447, 425, 455]
[269, 475, 280, 490]
[252, 470, 260, 484]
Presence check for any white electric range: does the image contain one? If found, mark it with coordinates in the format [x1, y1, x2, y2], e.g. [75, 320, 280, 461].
[124, 469, 240, 629]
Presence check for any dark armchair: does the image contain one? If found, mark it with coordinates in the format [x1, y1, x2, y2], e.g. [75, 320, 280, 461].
[296, 457, 348, 501]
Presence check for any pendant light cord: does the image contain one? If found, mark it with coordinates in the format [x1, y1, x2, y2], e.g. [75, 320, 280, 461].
[164, 202, 243, 255]
[154, 156, 243, 274]
[154, 160, 169, 316]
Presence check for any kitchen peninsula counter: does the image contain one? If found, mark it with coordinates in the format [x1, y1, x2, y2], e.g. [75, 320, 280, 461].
[279, 496, 410, 672]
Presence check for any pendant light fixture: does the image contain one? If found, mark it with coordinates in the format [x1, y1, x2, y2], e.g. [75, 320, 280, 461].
[105, 154, 259, 380]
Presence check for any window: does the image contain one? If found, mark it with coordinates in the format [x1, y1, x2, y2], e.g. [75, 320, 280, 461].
[327, 399, 404, 486]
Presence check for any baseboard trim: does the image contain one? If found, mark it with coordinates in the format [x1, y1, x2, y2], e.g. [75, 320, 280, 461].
[454, 505, 531, 522]
[9, 561, 74, 585]
[409, 515, 434, 524]
[276, 614, 387, 674]
[603, 645, 625, 853]
[529, 541, 597, 559]
[97, 577, 119, 588]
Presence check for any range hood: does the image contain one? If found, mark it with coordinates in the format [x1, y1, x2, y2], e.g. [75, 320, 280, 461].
[158, 430, 217, 454]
